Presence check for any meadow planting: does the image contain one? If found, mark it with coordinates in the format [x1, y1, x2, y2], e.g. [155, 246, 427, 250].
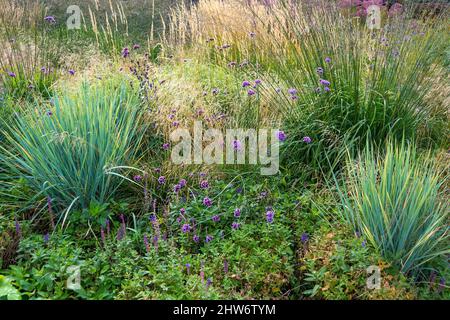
[0, 0, 448, 300]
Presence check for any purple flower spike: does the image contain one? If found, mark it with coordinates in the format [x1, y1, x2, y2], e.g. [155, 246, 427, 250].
[234, 208, 241, 218]
[247, 89, 256, 96]
[158, 176, 166, 185]
[242, 80, 251, 87]
[205, 235, 213, 243]
[203, 197, 212, 207]
[181, 224, 191, 233]
[316, 67, 324, 75]
[179, 179, 187, 188]
[233, 140, 242, 151]
[7, 71, 16, 77]
[232, 222, 240, 230]
[121, 47, 130, 58]
[193, 234, 200, 243]
[44, 233, 50, 244]
[325, 57, 331, 63]
[134, 175, 142, 182]
[68, 69, 75, 76]
[288, 88, 297, 96]
[212, 215, 220, 222]
[162, 143, 170, 150]
[319, 79, 331, 86]
[301, 232, 309, 244]
[200, 180, 209, 189]
[143, 234, 150, 252]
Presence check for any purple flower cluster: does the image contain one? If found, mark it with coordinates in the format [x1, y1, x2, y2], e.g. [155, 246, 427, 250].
[203, 197, 212, 207]
[266, 210, 274, 223]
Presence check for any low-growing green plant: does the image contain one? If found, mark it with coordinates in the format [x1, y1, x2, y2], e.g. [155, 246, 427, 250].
[335, 141, 449, 279]
[0, 81, 146, 216]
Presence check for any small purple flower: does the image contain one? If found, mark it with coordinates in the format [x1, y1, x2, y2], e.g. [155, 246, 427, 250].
[143, 234, 150, 252]
[287, 88, 297, 96]
[200, 180, 209, 189]
[325, 57, 331, 63]
[301, 232, 309, 243]
[302, 136, 312, 144]
[212, 215, 220, 222]
[100, 228, 105, 243]
[242, 80, 251, 87]
[277, 130, 287, 142]
[234, 208, 241, 218]
[247, 89, 256, 96]
[158, 176, 166, 185]
[224, 260, 229, 273]
[206, 278, 212, 289]
[232, 222, 240, 230]
[324, 86, 331, 92]
[14, 219, 21, 237]
[185, 263, 191, 274]
[193, 234, 200, 243]
[7, 71, 16, 77]
[316, 67, 324, 75]
[232, 140, 242, 151]
[149, 214, 157, 222]
[173, 184, 181, 193]
[133, 44, 140, 50]
[179, 179, 187, 188]
[205, 235, 213, 243]
[44, 16, 56, 24]
[319, 79, 330, 86]
[133, 175, 142, 182]
[181, 224, 191, 233]
[203, 197, 212, 207]
[266, 210, 274, 223]
[44, 233, 50, 244]
[162, 143, 170, 150]
[180, 208, 186, 215]
[121, 47, 130, 58]
[168, 113, 175, 120]
[438, 278, 445, 293]
[254, 79, 262, 85]
[172, 121, 179, 127]
[68, 69, 75, 76]
[362, 240, 366, 248]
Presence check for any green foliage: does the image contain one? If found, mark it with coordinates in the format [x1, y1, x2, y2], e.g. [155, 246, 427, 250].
[335, 141, 449, 278]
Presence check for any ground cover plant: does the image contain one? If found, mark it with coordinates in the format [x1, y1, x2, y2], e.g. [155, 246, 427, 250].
[0, 0, 448, 301]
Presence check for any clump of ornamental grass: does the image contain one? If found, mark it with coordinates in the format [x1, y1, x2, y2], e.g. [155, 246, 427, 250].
[335, 140, 449, 279]
[0, 80, 145, 217]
